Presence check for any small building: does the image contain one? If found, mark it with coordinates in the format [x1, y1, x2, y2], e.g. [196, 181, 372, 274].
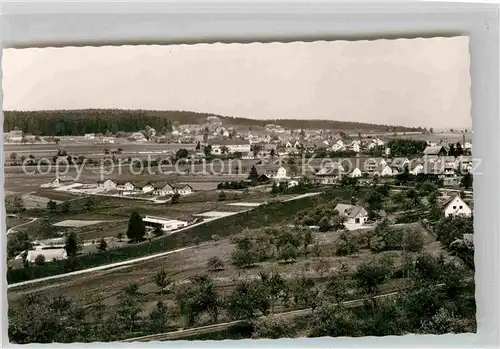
[25, 247, 67, 263]
[139, 181, 155, 194]
[443, 195, 472, 218]
[364, 158, 387, 174]
[101, 136, 115, 144]
[153, 183, 175, 196]
[143, 215, 189, 232]
[97, 179, 117, 190]
[423, 146, 447, 157]
[334, 204, 369, 225]
[84, 133, 96, 140]
[50, 176, 74, 187]
[349, 168, 362, 178]
[375, 164, 393, 177]
[174, 184, 194, 196]
[117, 181, 135, 192]
[288, 180, 299, 188]
[4, 130, 23, 142]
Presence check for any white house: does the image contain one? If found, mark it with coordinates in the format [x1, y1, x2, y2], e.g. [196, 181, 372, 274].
[25, 247, 67, 263]
[334, 204, 369, 225]
[376, 164, 393, 177]
[274, 166, 288, 180]
[364, 158, 387, 173]
[242, 152, 255, 160]
[140, 182, 155, 194]
[174, 184, 194, 196]
[349, 167, 363, 178]
[331, 140, 346, 152]
[101, 136, 115, 144]
[117, 181, 135, 192]
[48, 176, 74, 187]
[5, 130, 23, 142]
[97, 179, 117, 190]
[209, 139, 251, 154]
[410, 163, 424, 175]
[352, 142, 361, 153]
[153, 183, 175, 196]
[143, 216, 189, 232]
[288, 180, 299, 188]
[443, 195, 472, 218]
[84, 133, 96, 140]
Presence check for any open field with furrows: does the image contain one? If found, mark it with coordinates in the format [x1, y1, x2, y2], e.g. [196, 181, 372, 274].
[7, 221, 441, 322]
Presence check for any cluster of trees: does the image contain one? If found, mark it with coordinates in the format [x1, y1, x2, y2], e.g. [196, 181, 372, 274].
[433, 215, 474, 248]
[367, 219, 425, 253]
[388, 139, 428, 156]
[294, 200, 346, 231]
[8, 250, 474, 343]
[3, 110, 175, 136]
[230, 227, 316, 267]
[217, 181, 253, 190]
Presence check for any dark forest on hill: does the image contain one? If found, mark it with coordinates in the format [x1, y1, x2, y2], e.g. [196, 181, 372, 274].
[3, 109, 421, 136]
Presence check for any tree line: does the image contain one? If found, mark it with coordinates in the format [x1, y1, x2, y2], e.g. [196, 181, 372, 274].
[4, 109, 421, 136]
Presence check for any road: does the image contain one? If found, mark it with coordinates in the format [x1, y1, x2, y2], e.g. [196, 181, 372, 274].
[122, 289, 403, 342]
[6, 217, 38, 235]
[7, 191, 321, 289]
[7, 246, 193, 290]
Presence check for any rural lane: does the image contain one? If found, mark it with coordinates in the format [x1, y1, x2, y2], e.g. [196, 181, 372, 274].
[6, 217, 39, 235]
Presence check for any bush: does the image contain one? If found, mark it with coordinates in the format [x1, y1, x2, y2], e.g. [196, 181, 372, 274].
[335, 233, 359, 256]
[404, 230, 425, 252]
[252, 316, 296, 339]
[34, 254, 46, 266]
[207, 256, 224, 272]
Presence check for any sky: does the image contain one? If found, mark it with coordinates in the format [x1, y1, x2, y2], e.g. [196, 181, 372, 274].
[2, 37, 471, 129]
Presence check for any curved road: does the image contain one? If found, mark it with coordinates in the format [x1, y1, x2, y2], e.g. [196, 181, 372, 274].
[6, 217, 38, 235]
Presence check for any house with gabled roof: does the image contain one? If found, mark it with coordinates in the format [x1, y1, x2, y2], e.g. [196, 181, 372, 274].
[363, 158, 387, 174]
[97, 179, 117, 190]
[334, 203, 368, 225]
[443, 195, 472, 218]
[423, 146, 447, 157]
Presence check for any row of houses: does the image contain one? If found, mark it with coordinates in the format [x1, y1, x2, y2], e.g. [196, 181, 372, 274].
[318, 194, 472, 230]
[97, 179, 194, 196]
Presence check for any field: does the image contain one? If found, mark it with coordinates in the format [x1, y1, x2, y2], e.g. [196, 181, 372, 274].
[7, 221, 441, 316]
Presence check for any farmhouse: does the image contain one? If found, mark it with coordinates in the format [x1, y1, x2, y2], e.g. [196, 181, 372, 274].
[334, 204, 369, 225]
[443, 195, 472, 218]
[97, 179, 117, 190]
